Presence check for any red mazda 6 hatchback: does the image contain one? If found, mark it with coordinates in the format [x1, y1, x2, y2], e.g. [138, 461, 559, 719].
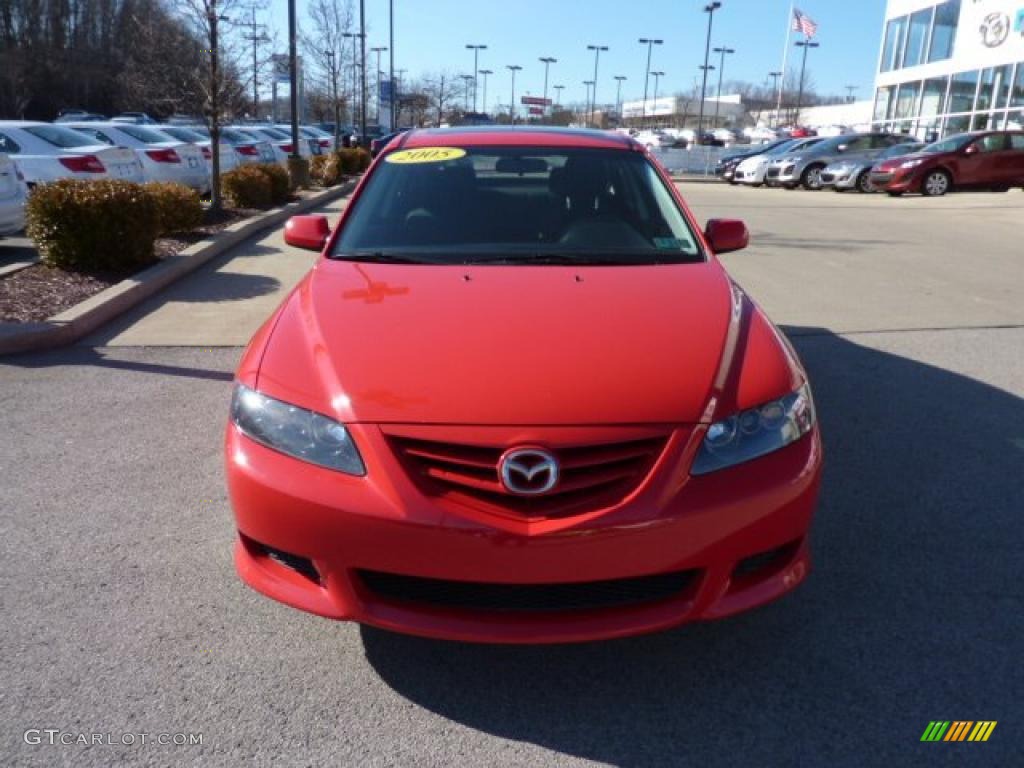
[225, 127, 822, 643]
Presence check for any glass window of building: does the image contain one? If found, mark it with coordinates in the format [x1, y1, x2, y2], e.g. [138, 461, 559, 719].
[881, 16, 907, 73]
[945, 114, 970, 133]
[927, 0, 960, 64]
[920, 77, 948, 119]
[874, 86, 894, 121]
[949, 70, 978, 114]
[904, 8, 932, 69]
[1010, 65, 1024, 108]
[894, 81, 921, 119]
[1008, 111, 1024, 131]
[977, 66, 1013, 112]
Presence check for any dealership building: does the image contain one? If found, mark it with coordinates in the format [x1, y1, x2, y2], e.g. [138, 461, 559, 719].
[873, 0, 1024, 138]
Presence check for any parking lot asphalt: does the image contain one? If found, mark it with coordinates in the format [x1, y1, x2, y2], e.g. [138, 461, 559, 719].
[2, 185, 1022, 767]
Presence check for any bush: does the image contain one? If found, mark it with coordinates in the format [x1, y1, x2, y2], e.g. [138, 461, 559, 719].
[253, 162, 292, 204]
[144, 182, 203, 235]
[26, 179, 160, 272]
[337, 148, 369, 175]
[310, 153, 343, 187]
[221, 165, 272, 208]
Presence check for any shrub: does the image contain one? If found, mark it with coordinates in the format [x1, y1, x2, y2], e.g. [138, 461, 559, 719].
[310, 153, 343, 187]
[336, 148, 365, 175]
[26, 179, 160, 272]
[253, 162, 292, 204]
[144, 182, 203, 235]
[222, 165, 272, 208]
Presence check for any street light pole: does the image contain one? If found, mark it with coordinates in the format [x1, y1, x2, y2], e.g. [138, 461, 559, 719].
[582, 79, 594, 125]
[586, 44, 608, 128]
[389, 0, 395, 130]
[794, 40, 819, 125]
[767, 71, 782, 127]
[342, 31, 365, 128]
[553, 84, 565, 110]
[466, 44, 487, 112]
[614, 75, 626, 121]
[358, 0, 367, 142]
[712, 46, 734, 129]
[539, 56, 557, 122]
[697, 2, 721, 137]
[845, 84, 858, 103]
[506, 64, 522, 123]
[371, 46, 387, 123]
[638, 38, 662, 126]
[650, 71, 664, 123]
[325, 50, 340, 148]
[478, 69, 492, 115]
[460, 74, 474, 113]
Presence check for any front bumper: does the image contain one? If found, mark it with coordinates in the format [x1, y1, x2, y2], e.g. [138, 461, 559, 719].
[226, 420, 822, 643]
[869, 168, 917, 192]
[0, 194, 26, 235]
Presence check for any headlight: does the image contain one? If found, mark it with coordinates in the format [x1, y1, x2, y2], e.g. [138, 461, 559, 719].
[690, 383, 815, 475]
[900, 159, 925, 169]
[230, 384, 366, 475]
[786, 156, 801, 164]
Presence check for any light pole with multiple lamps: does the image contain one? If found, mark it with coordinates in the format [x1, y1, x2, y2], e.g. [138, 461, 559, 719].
[697, 1, 721, 137]
[478, 69, 492, 115]
[582, 80, 594, 125]
[767, 70, 782, 126]
[586, 44, 608, 128]
[506, 64, 522, 123]
[539, 56, 557, 121]
[466, 44, 487, 112]
[370, 46, 387, 123]
[342, 30, 366, 129]
[650, 70, 664, 122]
[638, 38, 662, 125]
[324, 50, 340, 148]
[794, 40, 819, 125]
[614, 75, 627, 122]
[712, 46, 734, 129]
[460, 74, 474, 113]
[553, 84, 565, 110]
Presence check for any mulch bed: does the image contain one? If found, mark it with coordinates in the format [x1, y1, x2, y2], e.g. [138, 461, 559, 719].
[1, 206, 259, 324]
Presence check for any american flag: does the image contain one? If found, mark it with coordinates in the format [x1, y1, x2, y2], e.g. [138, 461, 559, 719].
[793, 8, 819, 38]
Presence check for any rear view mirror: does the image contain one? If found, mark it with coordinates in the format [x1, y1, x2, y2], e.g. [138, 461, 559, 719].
[284, 215, 331, 251]
[495, 157, 548, 175]
[704, 219, 749, 254]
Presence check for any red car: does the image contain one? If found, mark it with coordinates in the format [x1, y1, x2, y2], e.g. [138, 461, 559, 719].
[226, 127, 823, 643]
[870, 130, 1024, 196]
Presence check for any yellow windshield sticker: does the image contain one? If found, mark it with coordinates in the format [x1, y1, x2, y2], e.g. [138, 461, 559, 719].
[385, 147, 467, 164]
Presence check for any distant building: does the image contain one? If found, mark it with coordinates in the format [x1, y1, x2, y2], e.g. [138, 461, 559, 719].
[618, 94, 746, 128]
[872, 0, 1024, 138]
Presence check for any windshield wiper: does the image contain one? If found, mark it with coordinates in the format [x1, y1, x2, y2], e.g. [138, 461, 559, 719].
[333, 252, 434, 264]
[464, 252, 699, 266]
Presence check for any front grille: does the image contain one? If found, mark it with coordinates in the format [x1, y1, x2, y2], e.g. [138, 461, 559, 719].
[820, 173, 835, 183]
[357, 568, 697, 613]
[782, 164, 795, 175]
[765, 167, 780, 178]
[388, 434, 667, 518]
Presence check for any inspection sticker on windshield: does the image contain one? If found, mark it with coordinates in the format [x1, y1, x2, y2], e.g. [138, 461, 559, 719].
[385, 147, 467, 164]
[653, 237, 690, 250]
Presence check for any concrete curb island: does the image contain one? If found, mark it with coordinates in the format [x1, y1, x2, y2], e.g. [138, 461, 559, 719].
[0, 179, 357, 356]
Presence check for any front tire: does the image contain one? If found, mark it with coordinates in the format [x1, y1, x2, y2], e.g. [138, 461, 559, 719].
[887, 191, 903, 197]
[856, 170, 873, 194]
[801, 164, 825, 190]
[922, 169, 951, 197]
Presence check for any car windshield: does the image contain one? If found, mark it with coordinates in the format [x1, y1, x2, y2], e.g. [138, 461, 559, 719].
[880, 143, 923, 158]
[115, 125, 175, 144]
[765, 139, 799, 156]
[921, 134, 972, 153]
[332, 146, 703, 266]
[251, 127, 289, 140]
[161, 127, 205, 143]
[23, 125, 98, 148]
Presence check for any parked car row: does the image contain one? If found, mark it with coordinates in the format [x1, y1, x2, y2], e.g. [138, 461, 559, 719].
[0, 118, 341, 235]
[716, 130, 1024, 196]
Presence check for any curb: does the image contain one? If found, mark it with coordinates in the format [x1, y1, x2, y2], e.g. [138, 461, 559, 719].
[0, 179, 357, 356]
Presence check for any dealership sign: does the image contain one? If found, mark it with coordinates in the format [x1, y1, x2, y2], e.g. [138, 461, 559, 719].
[520, 96, 552, 106]
[955, 0, 1024, 66]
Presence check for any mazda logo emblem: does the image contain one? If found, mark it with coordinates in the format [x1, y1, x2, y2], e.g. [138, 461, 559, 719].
[499, 448, 559, 496]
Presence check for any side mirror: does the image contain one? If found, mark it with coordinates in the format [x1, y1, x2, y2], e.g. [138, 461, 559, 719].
[284, 215, 331, 251]
[837, 143, 848, 152]
[704, 219, 749, 254]
[963, 144, 979, 155]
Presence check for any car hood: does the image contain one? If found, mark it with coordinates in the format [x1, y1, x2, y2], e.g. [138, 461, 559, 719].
[256, 260, 738, 425]
[875, 151, 931, 171]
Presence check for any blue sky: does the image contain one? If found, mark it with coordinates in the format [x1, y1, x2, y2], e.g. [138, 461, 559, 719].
[269, 0, 887, 107]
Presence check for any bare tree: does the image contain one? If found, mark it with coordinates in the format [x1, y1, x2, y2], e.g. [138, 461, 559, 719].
[302, 0, 354, 147]
[176, 0, 246, 211]
[421, 72, 460, 127]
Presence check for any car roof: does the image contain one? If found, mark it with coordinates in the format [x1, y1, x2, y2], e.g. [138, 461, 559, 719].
[400, 126, 637, 150]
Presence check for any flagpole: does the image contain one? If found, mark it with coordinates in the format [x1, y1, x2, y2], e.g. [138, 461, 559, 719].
[775, 1, 794, 126]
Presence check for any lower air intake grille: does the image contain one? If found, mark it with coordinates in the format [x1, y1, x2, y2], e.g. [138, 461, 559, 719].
[357, 569, 697, 613]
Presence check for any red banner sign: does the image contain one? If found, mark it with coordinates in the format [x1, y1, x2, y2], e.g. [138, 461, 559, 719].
[521, 96, 551, 106]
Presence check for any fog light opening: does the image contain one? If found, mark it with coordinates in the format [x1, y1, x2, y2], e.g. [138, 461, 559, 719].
[732, 539, 801, 580]
[244, 535, 321, 584]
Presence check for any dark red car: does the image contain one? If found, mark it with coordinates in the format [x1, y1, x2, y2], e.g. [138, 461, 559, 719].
[869, 131, 1024, 197]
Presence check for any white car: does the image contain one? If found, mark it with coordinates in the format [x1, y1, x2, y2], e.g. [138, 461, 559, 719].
[231, 125, 314, 167]
[156, 125, 239, 176]
[0, 121, 144, 186]
[733, 138, 802, 186]
[744, 125, 780, 144]
[189, 126, 278, 166]
[632, 130, 664, 150]
[65, 122, 209, 193]
[0, 152, 28, 235]
[276, 124, 332, 153]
